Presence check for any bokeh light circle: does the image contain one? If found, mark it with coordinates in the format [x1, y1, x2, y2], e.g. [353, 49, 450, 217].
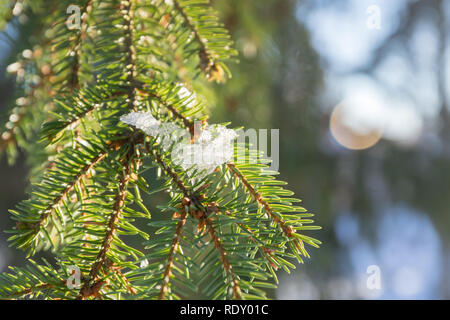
[330, 101, 383, 150]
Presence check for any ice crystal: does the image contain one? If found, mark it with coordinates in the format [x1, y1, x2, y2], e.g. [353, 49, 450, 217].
[177, 85, 197, 109]
[120, 112, 159, 136]
[172, 125, 237, 177]
[120, 112, 237, 179]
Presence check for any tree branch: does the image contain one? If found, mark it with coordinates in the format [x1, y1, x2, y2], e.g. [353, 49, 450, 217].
[158, 210, 187, 300]
[122, 0, 138, 110]
[67, 0, 93, 91]
[77, 148, 134, 299]
[172, 0, 223, 81]
[204, 216, 242, 300]
[3, 283, 54, 299]
[227, 163, 304, 252]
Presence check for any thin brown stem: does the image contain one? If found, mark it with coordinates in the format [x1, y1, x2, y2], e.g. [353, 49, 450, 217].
[31, 150, 108, 231]
[67, 0, 93, 91]
[144, 143, 242, 299]
[204, 217, 242, 300]
[122, 0, 137, 111]
[235, 222, 278, 270]
[158, 211, 187, 300]
[51, 90, 129, 138]
[109, 261, 137, 296]
[172, 0, 220, 80]
[77, 151, 134, 300]
[227, 163, 299, 244]
[144, 142, 191, 196]
[137, 88, 195, 135]
[4, 283, 54, 299]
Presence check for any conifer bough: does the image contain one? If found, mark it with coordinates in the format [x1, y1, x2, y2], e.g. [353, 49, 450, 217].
[0, 0, 321, 300]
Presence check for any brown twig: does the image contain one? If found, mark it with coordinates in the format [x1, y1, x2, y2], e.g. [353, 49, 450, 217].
[67, 0, 93, 91]
[49, 90, 129, 139]
[172, 0, 223, 82]
[122, 0, 137, 111]
[144, 142, 242, 299]
[203, 216, 242, 299]
[137, 88, 196, 136]
[77, 149, 134, 300]
[15, 147, 108, 236]
[235, 222, 278, 270]
[4, 283, 54, 299]
[158, 211, 187, 300]
[226, 163, 304, 252]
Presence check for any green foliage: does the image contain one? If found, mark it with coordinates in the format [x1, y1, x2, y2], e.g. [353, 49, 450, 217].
[0, 0, 320, 300]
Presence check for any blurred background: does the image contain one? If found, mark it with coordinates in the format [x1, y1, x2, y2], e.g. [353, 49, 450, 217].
[1, 0, 449, 299]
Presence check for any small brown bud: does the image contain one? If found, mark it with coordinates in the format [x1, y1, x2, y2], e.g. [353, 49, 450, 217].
[182, 197, 191, 206]
[285, 226, 295, 237]
[172, 212, 182, 219]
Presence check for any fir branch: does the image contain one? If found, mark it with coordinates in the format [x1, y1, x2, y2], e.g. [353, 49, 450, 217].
[226, 163, 303, 248]
[77, 147, 134, 300]
[1, 0, 321, 300]
[121, 0, 138, 110]
[5, 283, 54, 299]
[144, 141, 192, 197]
[111, 265, 137, 296]
[144, 142, 244, 299]
[234, 222, 278, 270]
[226, 164, 288, 229]
[41, 87, 128, 142]
[67, 0, 93, 91]
[137, 87, 196, 134]
[0, 259, 74, 300]
[203, 215, 242, 300]
[9, 136, 134, 253]
[37, 150, 107, 229]
[172, 0, 236, 82]
[172, 0, 211, 70]
[158, 210, 187, 300]
[139, 83, 308, 268]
